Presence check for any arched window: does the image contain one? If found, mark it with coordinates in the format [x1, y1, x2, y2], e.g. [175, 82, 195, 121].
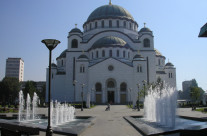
[96, 51, 99, 58]
[137, 65, 142, 73]
[120, 83, 127, 92]
[128, 52, 130, 58]
[117, 20, 119, 28]
[123, 21, 126, 28]
[109, 50, 112, 57]
[107, 81, 115, 88]
[80, 65, 85, 73]
[71, 39, 78, 48]
[144, 38, 150, 47]
[117, 50, 119, 57]
[109, 20, 112, 28]
[158, 59, 161, 65]
[123, 51, 126, 58]
[169, 72, 173, 78]
[130, 23, 132, 29]
[62, 60, 63, 66]
[102, 50, 105, 57]
[92, 52, 94, 59]
[102, 20, 104, 28]
[90, 23, 92, 30]
[95, 22, 97, 28]
[95, 83, 102, 92]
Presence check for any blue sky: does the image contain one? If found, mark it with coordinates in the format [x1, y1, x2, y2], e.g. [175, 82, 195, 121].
[0, 0, 207, 91]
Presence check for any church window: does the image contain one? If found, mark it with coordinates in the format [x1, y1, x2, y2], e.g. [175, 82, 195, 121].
[128, 52, 130, 58]
[96, 51, 99, 58]
[123, 51, 126, 58]
[92, 52, 94, 59]
[108, 65, 114, 71]
[90, 23, 92, 30]
[102, 20, 104, 28]
[62, 60, 63, 66]
[130, 23, 132, 29]
[71, 39, 78, 48]
[95, 83, 102, 92]
[95, 22, 97, 28]
[169, 72, 173, 78]
[117, 50, 119, 57]
[134, 24, 136, 30]
[109, 50, 112, 57]
[120, 83, 127, 92]
[80, 65, 85, 73]
[109, 20, 112, 28]
[144, 38, 150, 48]
[117, 20, 119, 28]
[107, 81, 115, 88]
[137, 65, 142, 73]
[158, 59, 161, 65]
[102, 50, 105, 57]
[124, 21, 126, 28]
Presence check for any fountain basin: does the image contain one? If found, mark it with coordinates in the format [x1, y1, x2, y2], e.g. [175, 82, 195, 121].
[124, 116, 207, 136]
[0, 116, 95, 136]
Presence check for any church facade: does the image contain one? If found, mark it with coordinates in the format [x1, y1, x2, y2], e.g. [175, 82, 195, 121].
[46, 2, 176, 105]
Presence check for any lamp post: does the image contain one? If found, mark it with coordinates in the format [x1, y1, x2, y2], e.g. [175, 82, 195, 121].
[91, 88, 94, 106]
[42, 39, 60, 136]
[142, 80, 146, 98]
[73, 80, 77, 102]
[128, 88, 132, 107]
[81, 83, 85, 111]
[136, 84, 140, 111]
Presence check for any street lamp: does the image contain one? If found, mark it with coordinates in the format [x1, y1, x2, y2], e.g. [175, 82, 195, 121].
[136, 84, 140, 111]
[42, 39, 60, 136]
[81, 83, 85, 111]
[73, 80, 77, 102]
[142, 80, 146, 98]
[128, 88, 132, 107]
[91, 88, 94, 106]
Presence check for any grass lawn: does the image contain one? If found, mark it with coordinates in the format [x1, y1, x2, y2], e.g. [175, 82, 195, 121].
[195, 108, 207, 113]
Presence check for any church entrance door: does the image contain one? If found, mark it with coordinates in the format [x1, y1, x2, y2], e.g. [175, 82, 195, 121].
[107, 91, 114, 104]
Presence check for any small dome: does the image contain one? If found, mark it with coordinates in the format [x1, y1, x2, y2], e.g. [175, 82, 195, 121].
[51, 63, 57, 67]
[69, 28, 82, 33]
[78, 54, 89, 59]
[56, 49, 67, 60]
[87, 4, 134, 22]
[90, 36, 130, 50]
[165, 62, 174, 67]
[133, 54, 143, 59]
[139, 27, 152, 33]
[155, 49, 163, 56]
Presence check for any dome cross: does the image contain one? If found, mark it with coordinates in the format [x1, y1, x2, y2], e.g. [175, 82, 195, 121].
[109, 0, 112, 5]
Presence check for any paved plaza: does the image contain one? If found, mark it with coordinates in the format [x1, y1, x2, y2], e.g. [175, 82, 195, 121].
[30, 105, 207, 136]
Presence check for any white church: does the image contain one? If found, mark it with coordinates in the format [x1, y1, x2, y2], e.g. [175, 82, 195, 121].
[46, 2, 176, 105]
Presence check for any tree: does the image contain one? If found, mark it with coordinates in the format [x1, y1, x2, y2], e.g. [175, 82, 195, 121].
[0, 77, 20, 105]
[190, 87, 204, 109]
[23, 81, 37, 100]
[37, 84, 46, 106]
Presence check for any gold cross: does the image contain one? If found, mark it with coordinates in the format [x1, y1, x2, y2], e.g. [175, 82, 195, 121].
[144, 23, 146, 28]
[109, 0, 112, 5]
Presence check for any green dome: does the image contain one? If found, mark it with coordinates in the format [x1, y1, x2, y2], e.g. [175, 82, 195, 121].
[87, 4, 134, 22]
[90, 36, 130, 50]
[56, 49, 67, 60]
[139, 27, 152, 33]
[69, 28, 82, 33]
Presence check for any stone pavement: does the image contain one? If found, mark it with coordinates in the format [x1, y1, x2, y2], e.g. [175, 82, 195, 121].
[34, 105, 143, 136]
[77, 105, 143, 136]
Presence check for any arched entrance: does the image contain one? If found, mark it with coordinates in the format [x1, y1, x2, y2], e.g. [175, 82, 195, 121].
[106, 79, 116, 104]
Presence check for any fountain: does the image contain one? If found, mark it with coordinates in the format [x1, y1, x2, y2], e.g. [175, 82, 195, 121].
[124, 85, 207, 136]
[0, 91, 95, 135]
[144, 85, 177, 127]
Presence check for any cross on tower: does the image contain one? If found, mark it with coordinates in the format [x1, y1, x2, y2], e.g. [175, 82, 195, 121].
[109, 0, 112, 5]
[144, 23, 146, 28]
